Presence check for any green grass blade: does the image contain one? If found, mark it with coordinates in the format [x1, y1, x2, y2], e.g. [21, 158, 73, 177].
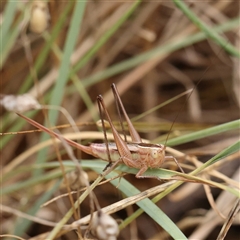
[1, 170, 63, 195]
[35, 0, 87, 175]
[173, 0, 240, 57]
[0, 1, 18, 53]
[48, 0, 87, 123]
[194, 140, 240, 173]
[166, 119, 240, 146]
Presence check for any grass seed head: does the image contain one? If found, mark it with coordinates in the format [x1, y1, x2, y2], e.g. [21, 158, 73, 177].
[91, 210, 119, 240]
[0, 94, 41, 113]
[29, 0, 49, 34]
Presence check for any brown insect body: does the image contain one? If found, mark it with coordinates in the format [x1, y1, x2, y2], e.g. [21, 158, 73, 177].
[18, 83, 183, 179]
[15, 113, 168, 175]
[90, 142, 166, 170]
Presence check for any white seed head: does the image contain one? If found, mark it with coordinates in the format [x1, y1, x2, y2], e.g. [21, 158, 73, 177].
[0, 94, 41, 113]
[29, 1, 49, 34]
[91, 211, 119, 240]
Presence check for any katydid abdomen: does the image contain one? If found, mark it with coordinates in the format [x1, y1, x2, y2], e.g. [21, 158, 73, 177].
[90, 142, 166, 170]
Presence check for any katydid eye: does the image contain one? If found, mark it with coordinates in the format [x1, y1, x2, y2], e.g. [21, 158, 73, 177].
[151, 149, 159, 158]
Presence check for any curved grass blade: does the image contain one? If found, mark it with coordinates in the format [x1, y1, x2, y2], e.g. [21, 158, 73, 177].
[166, 119, 240, 146]
[35, 0, 87, 176]
[193, 140, 240, 174]
[173, 0, 240, 57]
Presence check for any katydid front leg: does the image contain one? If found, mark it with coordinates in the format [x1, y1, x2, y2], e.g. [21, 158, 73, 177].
[111, 83, 142, 143]
[165, 156, 185, 173]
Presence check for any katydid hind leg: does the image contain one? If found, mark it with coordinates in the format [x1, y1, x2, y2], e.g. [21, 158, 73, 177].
[17, 113, 94, 156]
[111, 83, 142, 143]
[111, 84, 127, 142]
[97, 96, 112, 166]
[97, 95, 133, 161]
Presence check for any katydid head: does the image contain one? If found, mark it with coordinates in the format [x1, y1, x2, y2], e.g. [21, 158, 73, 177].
[146, 144, 165, 159]
[137, 143, 166, 168]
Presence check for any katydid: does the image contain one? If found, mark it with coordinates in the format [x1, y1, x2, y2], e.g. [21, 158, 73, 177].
[17, 83, 184, 179]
